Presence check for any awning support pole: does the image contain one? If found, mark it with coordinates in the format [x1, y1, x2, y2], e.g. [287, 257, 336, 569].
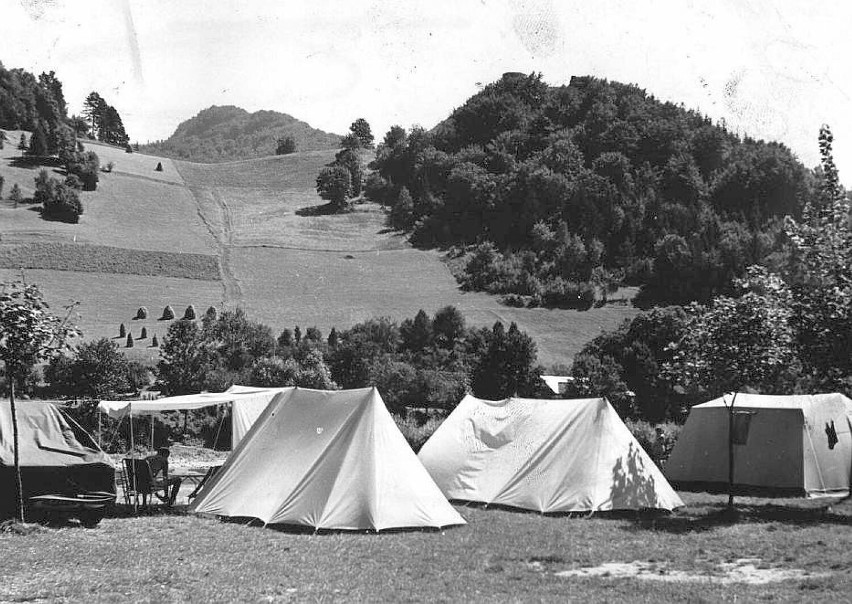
[129, 403, 137, 516]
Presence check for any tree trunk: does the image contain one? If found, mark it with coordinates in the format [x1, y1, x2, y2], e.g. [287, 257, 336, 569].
[9, 379, 26, 522]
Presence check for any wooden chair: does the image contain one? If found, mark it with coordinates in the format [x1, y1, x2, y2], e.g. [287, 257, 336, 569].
[122, 458, 168, 508]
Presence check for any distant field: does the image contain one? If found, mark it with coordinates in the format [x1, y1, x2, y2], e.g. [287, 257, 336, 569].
[0, 143, 214, 256]
[232, 247, 637, 367]
[0, 268, 223, 365]
[79, 139, 185, 185]
[0, 242, 219, 280]
[177, 150, 336, 191]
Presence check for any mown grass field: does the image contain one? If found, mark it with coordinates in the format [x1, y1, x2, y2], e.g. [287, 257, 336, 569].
[177, 151, 638, 367]
[1, 494, 849, 602]
[0, 242, 219, 280]
[0, 268, 222, 364]
[0, 135, 212, 255]
[1, 129, 640, 367]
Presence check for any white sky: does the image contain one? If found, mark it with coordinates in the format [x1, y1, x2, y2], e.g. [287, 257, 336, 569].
[2, 0, 851, 177]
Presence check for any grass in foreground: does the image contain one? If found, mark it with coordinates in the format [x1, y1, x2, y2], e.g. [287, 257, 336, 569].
[1, 494, 849, 603]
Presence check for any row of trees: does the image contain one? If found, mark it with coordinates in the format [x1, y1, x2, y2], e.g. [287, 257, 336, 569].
[0, 64, 70, 154]
[153, 305, 542, 412]
[76, 91, 129, 146]
[1, 63, 129, 156]
[315, 118, 374, 211]
[366, 73, 815, 309]
[570, 126, 851, 421]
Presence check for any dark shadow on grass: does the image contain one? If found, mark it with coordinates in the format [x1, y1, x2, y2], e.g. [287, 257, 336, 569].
[623, 500, 852, 534]
[295, 203, 342, 217]
[449, 499, 673, 521]
[109, 503, 188, 519]
[205, 514, 462, 535]
[9, 156, 64, 170]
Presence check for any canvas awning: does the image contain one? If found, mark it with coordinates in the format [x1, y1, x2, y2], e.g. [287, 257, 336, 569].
[97, 386, 292, 446]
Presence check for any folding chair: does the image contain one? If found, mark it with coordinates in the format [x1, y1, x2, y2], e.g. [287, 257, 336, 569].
[122, 458, 169, 508]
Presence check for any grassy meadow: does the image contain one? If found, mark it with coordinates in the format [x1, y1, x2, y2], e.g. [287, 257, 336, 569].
[1, 494, 849, 602]
[0, 268, 223, 364]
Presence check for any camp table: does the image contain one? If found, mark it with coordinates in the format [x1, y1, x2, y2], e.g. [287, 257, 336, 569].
[173, 466, 222, 502]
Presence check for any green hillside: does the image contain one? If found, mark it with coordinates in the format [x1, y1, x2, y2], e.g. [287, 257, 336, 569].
[140, 105, 342, 163]
[1, 127, 637, 369]
[371, 73, 815, 310]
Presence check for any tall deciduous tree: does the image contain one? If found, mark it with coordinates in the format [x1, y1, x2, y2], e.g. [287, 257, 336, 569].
[46, 338, 130, 398]
[316, 165, 352, 210]
[347, 118, 374, 149]
[276, 136, 296, 155]
[664, 267, 800, 399]
[0, 280, 78, 521]
[157, 319, 209, 395]
[784, 125, 852, 389]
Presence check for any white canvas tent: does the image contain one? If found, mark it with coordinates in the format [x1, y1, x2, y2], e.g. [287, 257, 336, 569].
[665, 393, 852, 498]
[98, 385, 291, 447]
[418, 395, 683, 512]
[189, 387, 466, 531]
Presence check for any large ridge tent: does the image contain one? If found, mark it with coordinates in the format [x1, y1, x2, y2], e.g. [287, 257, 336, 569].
[1, 400, 115, 517]
[189, 387, 466, 531]
[665, 393, 852, 497]
[97, 385, 292, 447]
[418, 395, 684, 513]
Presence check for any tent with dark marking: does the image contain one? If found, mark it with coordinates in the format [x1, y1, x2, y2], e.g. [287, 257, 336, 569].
[665, 393, 852, 498]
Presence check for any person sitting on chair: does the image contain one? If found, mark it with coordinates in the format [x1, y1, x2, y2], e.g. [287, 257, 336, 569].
[146, 446, 183, 506]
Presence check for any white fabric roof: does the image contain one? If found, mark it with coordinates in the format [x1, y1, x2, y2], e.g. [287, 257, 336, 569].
[694, 392, 852, 411]
[97, 385, 292, 447]
[190, 387, 466, 531]
[419, 395, 684, 513]
[540, 375, 574, 394]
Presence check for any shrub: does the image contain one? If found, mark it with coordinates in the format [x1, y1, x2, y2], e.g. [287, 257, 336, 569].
[119, 323, 126, 338]
[62, 150, 99, 191]
[625, 419, 682, 468]
[155, 162, 163, 172]
[9, 184, 22, 207]
[36, 171, 83, 223]
[125, 144, 133, 154]
[204, 306, 218, 322]
[160, 305, 175, 320]
[64, 174, 83, 190]
[141, 327, 147, 339]
[183, 304, 196, 320]
[126, 332, 134, 348]
[135, 306, 148, 319]
[104, 161, 115, 173]
[393, 413, 445, 453]
[276, 136, 296, 155]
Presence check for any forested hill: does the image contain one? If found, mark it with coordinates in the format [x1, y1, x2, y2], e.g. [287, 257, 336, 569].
[368, 72, 817, 309]
[140, 105, 342, 163]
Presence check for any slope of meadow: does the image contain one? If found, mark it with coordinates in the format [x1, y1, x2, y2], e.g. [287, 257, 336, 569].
[178, 152, 639, 368]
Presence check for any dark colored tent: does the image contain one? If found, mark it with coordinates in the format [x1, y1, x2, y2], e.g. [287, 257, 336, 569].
[1, 401, 115, 517]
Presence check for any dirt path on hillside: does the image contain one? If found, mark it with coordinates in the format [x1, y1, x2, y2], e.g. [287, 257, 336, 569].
[180, 178, 244, 309]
